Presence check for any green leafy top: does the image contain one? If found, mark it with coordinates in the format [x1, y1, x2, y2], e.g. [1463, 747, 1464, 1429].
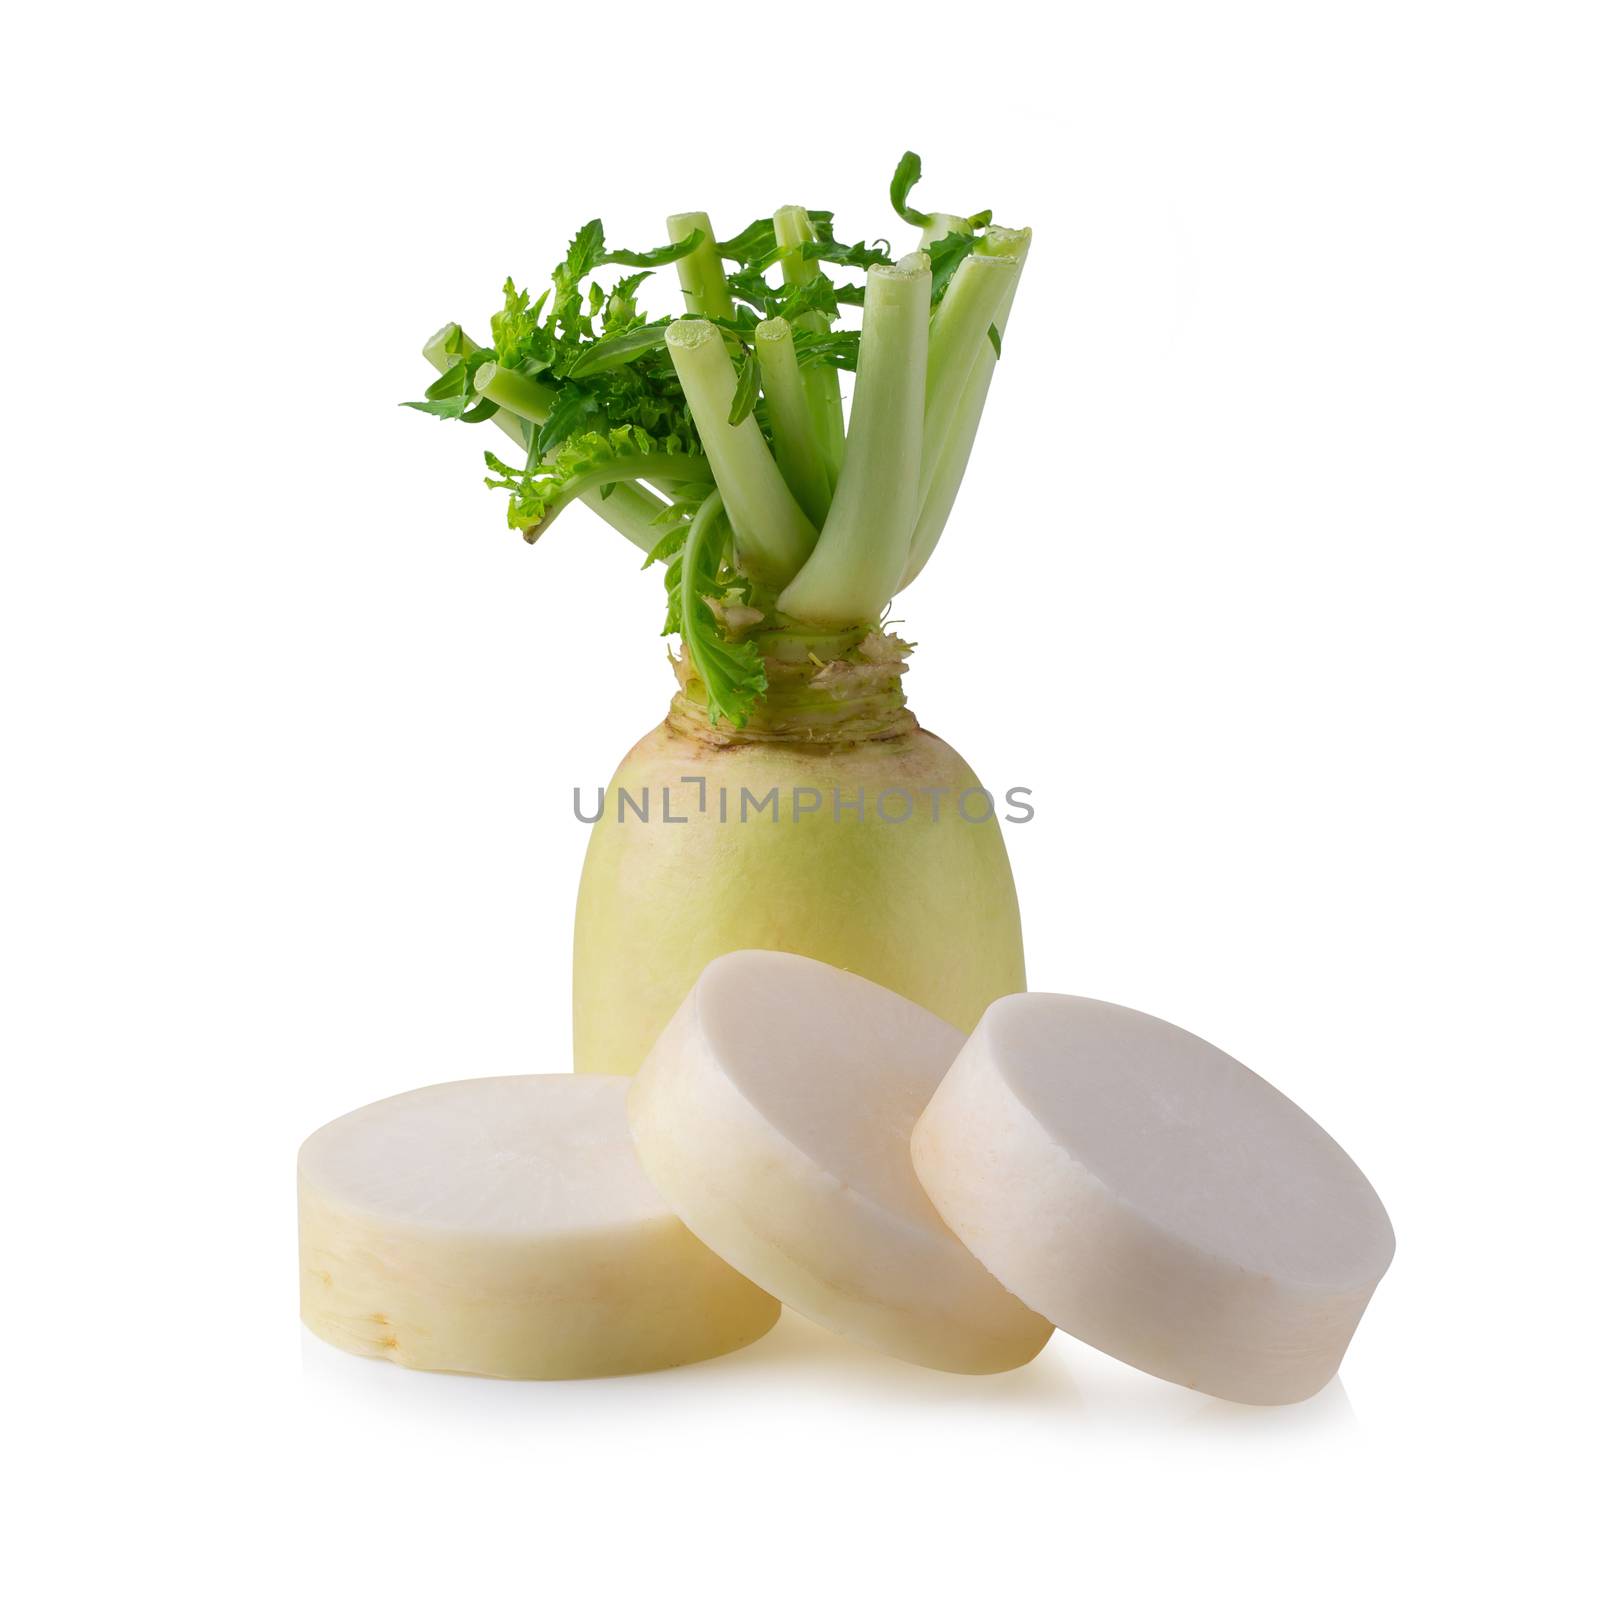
[647, 489, 768, 729]
[408, 153, 1025, 727]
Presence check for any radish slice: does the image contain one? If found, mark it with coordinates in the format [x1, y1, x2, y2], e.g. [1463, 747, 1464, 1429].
[911, 995, 1396, 1405]
[298, 1075, 778, 1379]
[626, 951, 1053, 1374]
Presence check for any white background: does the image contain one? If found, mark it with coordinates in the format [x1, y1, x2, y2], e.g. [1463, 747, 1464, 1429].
[4, 2, 1596, 1594]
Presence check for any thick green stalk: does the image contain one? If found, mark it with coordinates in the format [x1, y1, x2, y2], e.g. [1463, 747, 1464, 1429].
[899, 228, 1031, 589]
[532, 452, 711, 538]
[422, 326, 665, 551]
[472, 361, 560, 423]
[423, 324, 532, 453]
[754, 318, 832, 527]
[919, 253, 1019, 506]
[665, 319, 817, 587]
[779, 256, 931, 627]
[667, 212, 736, 322]
[772, 205, 845, 491]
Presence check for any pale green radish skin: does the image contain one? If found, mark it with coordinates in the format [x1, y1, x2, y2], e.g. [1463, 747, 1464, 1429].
[573, 721, 1025, 1077]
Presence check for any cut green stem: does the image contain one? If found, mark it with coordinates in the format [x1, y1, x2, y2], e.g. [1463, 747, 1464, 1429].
[899, 227, 1031, 589]
[667, 212, 736, 322]
[773, 205, 845, 492]
[423, 324, 532, 452]
[919, 252, 1019, 508]
[666, 319, 818, 587]
[779, 255, 931, 627]
[754, 318, 833, 528]
[472, 361, 560, 424]
[529, 451, 711, 544]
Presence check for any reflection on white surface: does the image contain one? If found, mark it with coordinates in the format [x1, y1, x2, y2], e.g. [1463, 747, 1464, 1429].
[300, 1310, 1356, 1434]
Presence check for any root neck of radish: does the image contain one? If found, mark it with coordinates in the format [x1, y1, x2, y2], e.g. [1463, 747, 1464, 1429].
[668, 623, 917, 747]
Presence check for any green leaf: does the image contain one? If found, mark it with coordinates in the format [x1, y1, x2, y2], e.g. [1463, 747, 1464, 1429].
[643, 520, 690, 571]
[890, 151, 931, 228]
[601, 229, 703, 267]
[925, 228, 983, 305]
[546, 223, 608, 340]
[564, 220, 608, 284]
[718, 211, 833, 265]
[423, 362, 470, 399]
[728, 350, 761, 425]
[772, 273, 841, 323]
[491, 280, 555, 371]
[564, 321, 669, 378]
[791, 327, 860, 372]
[535, 385, 600, 456]
[801, 238, 894, 271]
[402, 395, 478, 419]
[640, 483, 764, 729]
[725, 265, 778, 315]
[602, 271, 651, 330]
[660, 492, 766, 727]
[987, 321, 1002, 358]
[487, 427, 711, 540]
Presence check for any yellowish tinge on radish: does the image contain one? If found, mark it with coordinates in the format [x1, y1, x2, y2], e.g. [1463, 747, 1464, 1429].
[573, 717, 1024, 1077]
[298, 1075, 778, 1379]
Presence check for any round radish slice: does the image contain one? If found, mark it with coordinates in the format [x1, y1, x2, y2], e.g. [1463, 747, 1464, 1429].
[911, 995, 1395, 1405]
[298, 1075, 778, 1379]
[626, 951, 1053, 1374]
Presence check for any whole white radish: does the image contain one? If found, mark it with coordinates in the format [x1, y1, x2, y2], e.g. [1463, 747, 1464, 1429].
[409, 156, 1031, 1076]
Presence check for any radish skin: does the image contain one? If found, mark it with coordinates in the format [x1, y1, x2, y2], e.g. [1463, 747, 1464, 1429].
[573, 721, 1024, 1076]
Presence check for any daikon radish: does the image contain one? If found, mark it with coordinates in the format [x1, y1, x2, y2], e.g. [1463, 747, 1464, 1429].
[412, 159, 1035, 1082]
[626, 951, 1053, 1374]
[298, 1075, 778, 1379]
[911, 995, 1396, 1405]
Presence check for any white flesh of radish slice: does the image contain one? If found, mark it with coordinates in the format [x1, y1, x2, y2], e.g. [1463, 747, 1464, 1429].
[911, 995, 1396, 1405]
[298, 1075, 779, 1379]
[626, 951, 1053, 1374]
